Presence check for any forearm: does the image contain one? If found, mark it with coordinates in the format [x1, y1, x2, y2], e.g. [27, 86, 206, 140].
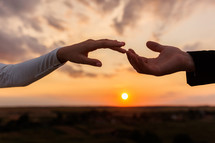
[0, 48, 64, 88]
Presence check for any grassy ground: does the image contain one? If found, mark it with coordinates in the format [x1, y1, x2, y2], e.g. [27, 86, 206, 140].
[0, 106, 214, 143]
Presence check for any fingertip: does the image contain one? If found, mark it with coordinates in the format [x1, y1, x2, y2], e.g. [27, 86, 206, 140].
[83, 57, 102, 67]
[128, 49, 137, 55]
[146, 41, 153, 47]
[111, 47, 126, 54]
[118, 48, 127, 53]
[129, 49, 135, 53]
[117, 41, 125, 47]
[146, 41, 151, 47]
[146, 41, 159, 47]
[126, 49, 132, 54]
[126, 50, 131, 56]
[120, 42, 126, 46]
[96, 62, 102, 67]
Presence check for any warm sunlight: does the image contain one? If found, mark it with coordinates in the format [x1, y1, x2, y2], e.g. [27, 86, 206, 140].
[121, 93, 128, 100]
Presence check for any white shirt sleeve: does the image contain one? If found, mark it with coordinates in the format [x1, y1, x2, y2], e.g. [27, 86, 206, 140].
[0, 48, 64, 88]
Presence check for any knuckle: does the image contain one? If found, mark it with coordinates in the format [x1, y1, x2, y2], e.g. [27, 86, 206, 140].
[175, 47, 181, 51]
[86, 39, 94, 43]
[101, 38, 108, 41]
[99, 39, 109, 45]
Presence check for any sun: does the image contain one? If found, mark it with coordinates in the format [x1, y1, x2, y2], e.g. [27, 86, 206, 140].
[121, 93, 128, 100]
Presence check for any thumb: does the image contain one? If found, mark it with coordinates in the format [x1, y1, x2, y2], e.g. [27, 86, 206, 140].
[81, 56, 102, 67]
[146, 41, 164, 52]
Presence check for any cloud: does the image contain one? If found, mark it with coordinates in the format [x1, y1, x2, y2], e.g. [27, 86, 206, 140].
[45, 16, 65, 31]
[0, 30, 26, 62]
[75, 0, 215, 39]
[113, 0, 145, 34]
[0, 30, 46, 62]
[183, 42, 202, 51]
[50, 40, 66, 49]
[78, 0, 90, 6]
[0, 0, 66, 35]
[76, 12, 90, 24]
[113, 0, 192, 34]
[23, 36, 46, 54]
[22, 17, 43, 32]
[0, 0, 43, 32]
[0, 0, 46, 62]
[59, 65, 97, 78]
[93, 0, 120, 13]
[0, 0, 59, 62]
[59, 64, 126, 78]
[0, 0, 40, 16]
[113, 0, 210, 37]
[78, 0, 120, 13]
[64, 0, 73, 8]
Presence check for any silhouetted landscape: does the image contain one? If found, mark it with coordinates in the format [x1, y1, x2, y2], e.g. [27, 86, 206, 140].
[0, 106, 214, 143]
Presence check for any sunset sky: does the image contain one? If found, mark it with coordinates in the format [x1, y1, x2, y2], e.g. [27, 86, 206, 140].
[1, 0, 215, 107]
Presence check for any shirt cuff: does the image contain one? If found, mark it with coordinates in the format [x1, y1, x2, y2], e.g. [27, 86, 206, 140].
[186, 51, 215, 86]
[52, 47, 65, 67]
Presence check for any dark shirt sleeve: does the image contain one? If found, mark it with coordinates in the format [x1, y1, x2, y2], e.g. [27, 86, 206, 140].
[186, 51, 215, 86]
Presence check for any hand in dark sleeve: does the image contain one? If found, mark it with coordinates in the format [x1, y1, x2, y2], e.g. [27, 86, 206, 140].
[126, 41, 195, 76]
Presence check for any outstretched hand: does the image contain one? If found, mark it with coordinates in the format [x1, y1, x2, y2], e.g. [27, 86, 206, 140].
[126, 41, 195, 76]
[57, 39, 126, 67]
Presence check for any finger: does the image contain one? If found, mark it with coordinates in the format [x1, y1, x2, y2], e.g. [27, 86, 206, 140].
[126, 51, 142, 73]
[97, 39, 125, 48]
[127, 50, 154, 74]
[128, 49, 147, 61]
[129, 49, 141, 57]
[110, 47, 127, 53]
[146, 41, 164, 53]
[127, 51, 142, 66]
[126, 51, 134, 65]
[129, 49, 137, 54]
[80, 56, 102, 67]
[86, 39, 126, 52]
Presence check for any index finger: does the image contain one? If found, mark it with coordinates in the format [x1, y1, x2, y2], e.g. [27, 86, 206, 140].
[86, 39, 126, 53]
[96, 39, 125, 48]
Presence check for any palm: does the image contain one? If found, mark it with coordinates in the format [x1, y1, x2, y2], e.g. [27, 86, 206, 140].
[127, 41, 189, 76]
[149, 48, 185, 75]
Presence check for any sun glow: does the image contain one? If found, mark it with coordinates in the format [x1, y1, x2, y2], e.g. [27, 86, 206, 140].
[121, 93, 128, 100]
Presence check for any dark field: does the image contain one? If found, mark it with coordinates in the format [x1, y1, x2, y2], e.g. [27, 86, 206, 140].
[0, 106, 214, 143]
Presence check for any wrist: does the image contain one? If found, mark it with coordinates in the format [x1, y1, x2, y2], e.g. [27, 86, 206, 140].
[57, 47, 68, 63]
[184, 52, 195, 72]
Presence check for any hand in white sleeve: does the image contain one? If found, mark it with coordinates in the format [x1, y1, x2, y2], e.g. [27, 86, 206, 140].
[0, 39, 126, 88]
